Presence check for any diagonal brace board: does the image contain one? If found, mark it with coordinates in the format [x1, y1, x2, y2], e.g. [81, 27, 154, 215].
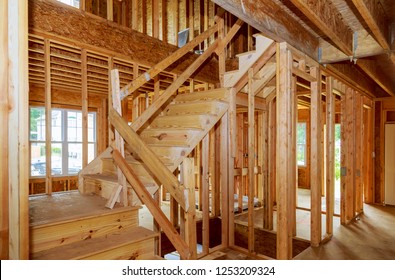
[109, 108, 188, 211]
[112, 149, 191, 260]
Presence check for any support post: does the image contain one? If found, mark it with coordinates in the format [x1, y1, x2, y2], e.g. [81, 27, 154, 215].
[310, 66, 322, 247]
[276, 43, 294, 259]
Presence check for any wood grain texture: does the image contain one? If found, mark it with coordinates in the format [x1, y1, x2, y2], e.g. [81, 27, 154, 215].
[212, 0, 319, 60]
[28, 0, 218, 84]
[290, 0, 352, 55]
[351, 0, 390, 50]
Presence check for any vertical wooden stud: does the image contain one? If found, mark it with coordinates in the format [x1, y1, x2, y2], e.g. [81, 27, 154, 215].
[131, 0, 138, 30]
[247, 68, 255, 253]
[310, 66, 322, 247]
[326, 76, 335, 236]
[8, 0, 29, 259]
[82, 50, 89, 169]
[220, 113, 229, 247]
[152, 0, 159, 39]
[202, 134, 210, 255]
[44, 39, 52, 194]
[276, 43, 294, 259]
[107, 0, 114, 21]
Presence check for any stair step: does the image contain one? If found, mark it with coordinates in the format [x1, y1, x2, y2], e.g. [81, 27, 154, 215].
[140, 128, 201, 147]
[200, 251, 227, 260]
[174, 88, 228, 103]
[149, 114, 215, 130]
[236, 50, 257, 67]
[31, 226, 158, 260]
[164, 100, 226, 116]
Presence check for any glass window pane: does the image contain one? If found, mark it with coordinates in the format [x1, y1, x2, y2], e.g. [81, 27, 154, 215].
[52, 110, 63, 141]
[57, 0, 80, 8]
[297, 123, 306, 144]
[31, 143, 46, 176]
[297, 144, 306, 166]
[30, 107, 45, 141]
[51, 143, 63, 175]
[88, 143, 95, 164]
[68, 143, 82, 174]
[88, 113, 96, 142]
[67, 111, 82, 142]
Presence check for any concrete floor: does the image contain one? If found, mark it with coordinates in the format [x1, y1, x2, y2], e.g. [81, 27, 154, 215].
[295, 203, 395, 260]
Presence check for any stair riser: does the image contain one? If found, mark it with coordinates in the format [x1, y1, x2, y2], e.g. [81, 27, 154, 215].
[30, 209, 139, 254]
[150, 115, 211, 130]
[174, 89, 227, 103]
[80, 238, 155, 260]
[164, 102, 219, 116]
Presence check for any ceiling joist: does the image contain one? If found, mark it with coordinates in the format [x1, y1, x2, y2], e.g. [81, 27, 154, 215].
[212, 0, 319, 60]
[351, 0, 390, 50]
[289, 0, 353, 56]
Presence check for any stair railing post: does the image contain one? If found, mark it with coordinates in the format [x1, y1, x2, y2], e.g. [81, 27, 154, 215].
[106, 69, 128, 208]
[180, 158, 197, 260]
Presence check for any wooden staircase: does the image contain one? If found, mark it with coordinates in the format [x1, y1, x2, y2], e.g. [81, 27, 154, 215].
[30, 200, 160, 260]
[80, 88, 229, 206]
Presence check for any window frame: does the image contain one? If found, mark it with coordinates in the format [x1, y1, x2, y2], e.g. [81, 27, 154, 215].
[297, 122, 307, 167]
[29, 106, 97, 178]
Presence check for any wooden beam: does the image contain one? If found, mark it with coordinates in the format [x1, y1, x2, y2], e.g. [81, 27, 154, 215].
[320, 30, 384, 63]
[356, 58, 395, 97]
[276, 43, 294, 260]
[212, 0, 319, 60]
[325, 76, 335, 237]
[112, 149, 190, 260]
[351, 0, 390, 50]
[310, 66, 322, 247]
[0, 0, 9, 259]
[289, 0, 352, 56]
[8, 0, 29, 259]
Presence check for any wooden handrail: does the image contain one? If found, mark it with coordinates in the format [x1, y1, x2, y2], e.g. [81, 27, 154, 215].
[130, 39, 219, 132]
[109, 107, 188, 211]
[112, 149, 191, 260]
[119, 24, 219, 100]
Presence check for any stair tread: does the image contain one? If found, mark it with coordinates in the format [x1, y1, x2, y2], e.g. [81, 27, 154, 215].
[31, 226, 159, 260]
[200, 251, 227, 260]
[236, 50, 256, 58]
[174, 88, 228, 102]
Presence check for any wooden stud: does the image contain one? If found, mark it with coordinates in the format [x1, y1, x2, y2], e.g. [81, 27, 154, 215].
[355, 92, 363, 214]
[247, 68, 255, 253]
[267, 98, 275, 230]
[107, 0, 114, 21]
[291, 75, 297, 239]
[181, 158, 197, 260]
[188, 0, 194, 42]
[172, 0, 179, 45]
[276, 43, 294, 259]
[161, 0, 167, 42]
[202, 134, 210, 255]
[131, 0, 138, 30]
[81, 50, 89, 169]
[326, 76, 335, 236]
[218, 14, 225, 87]
[8, 0, 29, 259]
[220, 113, 229, 247]
[0, 0, 9, 259]
[152, 0, 159, 39]
[310, 66, 322, 247]
[44, 39, 52, 194]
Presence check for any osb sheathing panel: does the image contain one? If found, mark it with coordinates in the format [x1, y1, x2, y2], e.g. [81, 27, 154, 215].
[28, 0, 219, 85]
